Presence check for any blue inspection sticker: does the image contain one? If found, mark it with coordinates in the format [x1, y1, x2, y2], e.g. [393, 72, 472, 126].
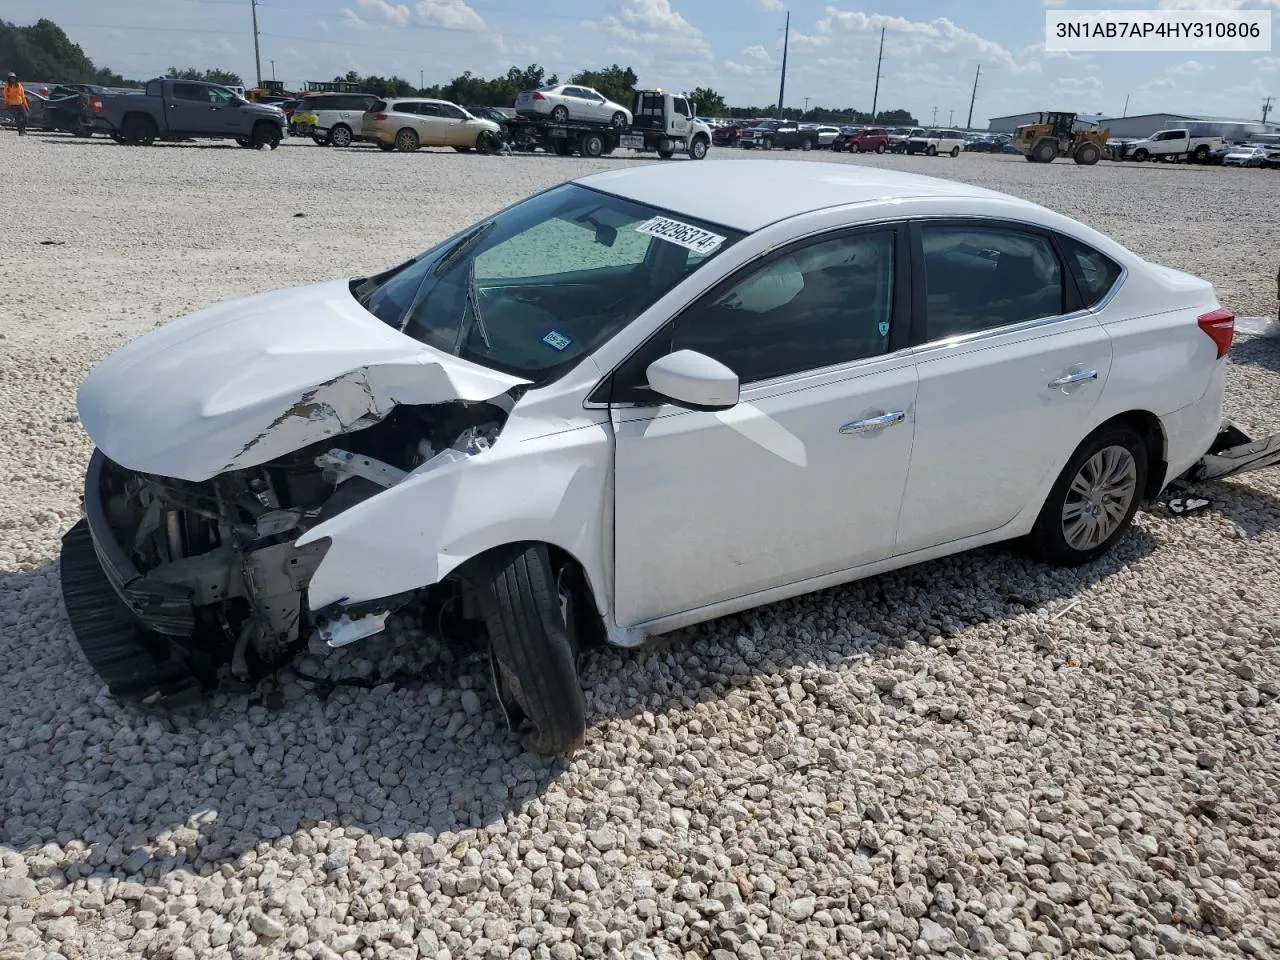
[542, 330, 572, 351]
[878, 320, 890, 338]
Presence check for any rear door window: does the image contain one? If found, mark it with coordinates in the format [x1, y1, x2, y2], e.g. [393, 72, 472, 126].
[1058, 235, 1123, 308]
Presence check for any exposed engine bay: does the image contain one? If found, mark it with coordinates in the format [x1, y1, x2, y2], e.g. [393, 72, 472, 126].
[93, 399, 509, 681]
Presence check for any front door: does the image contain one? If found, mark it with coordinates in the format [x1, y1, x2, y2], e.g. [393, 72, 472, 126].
[895, 221, 1114, 553]
[612, 225, 919, 627]
[166, 82, 220, 134]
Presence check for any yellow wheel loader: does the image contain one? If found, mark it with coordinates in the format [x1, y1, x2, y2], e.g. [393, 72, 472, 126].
[1013, 112, 1109, 166]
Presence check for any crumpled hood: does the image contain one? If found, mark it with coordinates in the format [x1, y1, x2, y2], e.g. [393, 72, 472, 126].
[78, 278, 525, 482]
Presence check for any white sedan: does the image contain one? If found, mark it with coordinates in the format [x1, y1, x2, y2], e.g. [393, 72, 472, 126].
[63, 160, 1270, 755]
[1223, 145, 1268, 167]
[515, 83, 632, 127]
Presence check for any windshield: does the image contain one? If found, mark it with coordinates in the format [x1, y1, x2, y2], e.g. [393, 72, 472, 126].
[355, 183, 744, 384]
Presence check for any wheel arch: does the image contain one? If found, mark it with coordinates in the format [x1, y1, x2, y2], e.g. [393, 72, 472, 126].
[1098, 410, 1168, 500]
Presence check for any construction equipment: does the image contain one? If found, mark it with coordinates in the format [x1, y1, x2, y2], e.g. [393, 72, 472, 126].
[1012, 111, 1109, 166]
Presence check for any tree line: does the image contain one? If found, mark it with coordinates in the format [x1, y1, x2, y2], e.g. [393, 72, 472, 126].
[2, 18, 916, 124]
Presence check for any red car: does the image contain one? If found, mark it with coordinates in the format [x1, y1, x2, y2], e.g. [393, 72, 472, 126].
[712, 121, 745, 147]
[850, 127, 890, 153]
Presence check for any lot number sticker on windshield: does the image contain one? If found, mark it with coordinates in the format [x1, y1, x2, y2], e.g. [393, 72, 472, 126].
[635, 216, 726, 255]
[542, 330, 572, 351]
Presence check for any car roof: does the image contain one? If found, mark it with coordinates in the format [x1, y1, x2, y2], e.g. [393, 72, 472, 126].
[578, 160, 1024, 234]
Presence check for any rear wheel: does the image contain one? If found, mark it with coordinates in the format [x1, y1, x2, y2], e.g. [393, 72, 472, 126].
[1029, 425, 1147, 566]
[378, 141, 396, 152]
[1132, 148, 1149, 162]
[1193, 144, 1209, 163]
[610, 111, 627, 128]
[395, 127, 420, 152]
[479, 544, 587, 754]
[876, 142, 885, 154]
[550, 105, 569, 122]
[552, 138, 573, 156]
[329, 124, 354, 147]
[1032, 139, 1057, 163]
[762, 137, 773, 150]
[801, 137, 812, 151]
[657, 148, 675, 160]
[926, 144, 937, 156]
[579, 131, 606, 158]
[121, 115, 156, 146]
[949, 145, 960, 157]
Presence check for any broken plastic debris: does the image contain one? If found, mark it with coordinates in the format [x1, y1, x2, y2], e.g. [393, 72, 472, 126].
[319, 611, 390, 648]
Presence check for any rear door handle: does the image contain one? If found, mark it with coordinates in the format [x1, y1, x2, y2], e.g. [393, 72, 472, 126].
[1048, 369, 1098, 390]
[840, 410, 906, 435]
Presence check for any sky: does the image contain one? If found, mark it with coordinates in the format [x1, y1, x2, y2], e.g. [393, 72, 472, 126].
[7, 0, 1279, 125]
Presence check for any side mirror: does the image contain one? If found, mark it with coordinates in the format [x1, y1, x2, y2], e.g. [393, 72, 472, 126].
[645, 350, 739, 412]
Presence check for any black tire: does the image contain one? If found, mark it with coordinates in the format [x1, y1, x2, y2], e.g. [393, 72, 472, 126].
[949, 146, 960, 157]
[73, 119, 93, 138]
[395, 127, 420, 152]
[1132, 148, 1149, 162]
[1193, 144, 1209, 163]
[453, 145, 472, 152]
[378, 141, 396, 152]
[926, 144, 938, 156]
[580, 132, 605, 158]
[252, 122, 281, 150]
[474, 131, 498, 155]
[121, 115, 156, 146]
[762, 137, 773, 151]
[657, 148, 675, 160]
[329, 124, 354, 147]
[876, 142, 885, 154]
[689, 136, 708, 160]
[1033, 139, 1056, 164]
[801, 137, 812, 151]
[552, 138, 573, 156]
[313, 134, 330, 146]
[1073, 142, 1101, 166]
[550, 105, 569, 123]
[1024, 154, 1037, 162]
[1029, 424, 1148, 567]
[480, 544, 587, 754]
[610, 111, 627, 128]
[235, 137, 254, 148]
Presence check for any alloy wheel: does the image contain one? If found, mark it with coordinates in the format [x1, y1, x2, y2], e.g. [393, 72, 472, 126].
[1061, 445, 1139, 551]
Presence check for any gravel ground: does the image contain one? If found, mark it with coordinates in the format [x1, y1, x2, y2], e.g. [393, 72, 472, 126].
[2, 134, 1280, 960]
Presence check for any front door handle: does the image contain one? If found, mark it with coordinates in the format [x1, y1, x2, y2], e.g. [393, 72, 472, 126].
[1047, 369, 1098, 391]
[840, 410, 906, 435]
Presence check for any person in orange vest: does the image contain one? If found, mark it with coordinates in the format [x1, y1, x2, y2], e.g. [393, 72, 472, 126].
[4, 72, 30, 136]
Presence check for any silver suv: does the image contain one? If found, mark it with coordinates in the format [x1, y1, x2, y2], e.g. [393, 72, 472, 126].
[292, 93, 380, 147]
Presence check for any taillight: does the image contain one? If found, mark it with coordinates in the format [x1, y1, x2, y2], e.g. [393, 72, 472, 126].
[1198, 307, 1235, 359]
[90, 97, 103, 113]
[532, 92, 545, 101]
[373, 113, 387, 121]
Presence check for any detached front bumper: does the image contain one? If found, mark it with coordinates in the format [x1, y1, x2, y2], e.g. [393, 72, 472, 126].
[1186, 422, 1280, 482]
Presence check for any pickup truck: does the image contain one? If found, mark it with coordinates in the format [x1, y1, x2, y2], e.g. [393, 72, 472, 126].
[87, 77, 288, 149]
[739, 119, 820, 151]
[1116, 128, 1223, 163]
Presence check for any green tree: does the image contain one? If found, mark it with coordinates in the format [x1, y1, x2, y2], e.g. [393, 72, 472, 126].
[569, 64, 638, 107]
[166, 66, 243, 86]
[686, 87, 726, 116]
[0, 18, 133, 85]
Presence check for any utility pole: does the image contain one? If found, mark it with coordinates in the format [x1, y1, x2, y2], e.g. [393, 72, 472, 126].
[965, 63, 980, 130]
[870, 26, 885, 122]
[948, 108, 954, 127]
[420, 69, 424, 92]
[270, 60, 276, 81]
[1122, 93, 1129, 117]
[250, 0, 263, 89]
[931, 105, 938, 125]
[803, 96, 809, 116]
[777, 10, 789, 119]
[1264, 96, 1274, 124]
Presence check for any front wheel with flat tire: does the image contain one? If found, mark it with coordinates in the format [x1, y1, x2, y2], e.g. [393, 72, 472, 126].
[1029, 425, 1147, 566]
[480, 544, 587, 755]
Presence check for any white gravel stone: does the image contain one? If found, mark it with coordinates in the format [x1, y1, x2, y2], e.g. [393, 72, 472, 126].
[2, 139, 1279, 960]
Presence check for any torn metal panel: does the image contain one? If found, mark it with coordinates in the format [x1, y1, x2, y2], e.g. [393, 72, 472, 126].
[77, 278, 525, 483]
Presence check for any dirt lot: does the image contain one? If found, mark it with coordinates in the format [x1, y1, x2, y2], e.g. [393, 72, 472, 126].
[2, 135, 1279, 960]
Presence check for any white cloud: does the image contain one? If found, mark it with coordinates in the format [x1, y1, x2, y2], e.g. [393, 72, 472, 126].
[1142, 77, 1176, 91]
[339, 8, 369, 28]
[357, 0, 411, 26]
[1167, 60, 1211, 75]
[1042, 0, 1068, 5]
[810, 9, 1019, 71]
[759, 0, 785, 11]
[1055, 76, 1103, 92]
[415, 0, 487, 31]
[601, 0, 712, 57]
[1158, 0, 1246, 8]
[1255, 56, 1280, 72]
[722, 60, 758, 76]
[742, 44, 772, 63]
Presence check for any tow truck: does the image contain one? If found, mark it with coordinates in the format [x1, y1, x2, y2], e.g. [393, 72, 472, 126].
[505, 89, 712, 160]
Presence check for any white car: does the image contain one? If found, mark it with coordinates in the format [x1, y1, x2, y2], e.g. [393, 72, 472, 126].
[906, 129, 967, 157]
[814, 125, 841, 147]
[64, 160, 1261, 754]
[515, 83, 632, 128]
[1222, 145, 1268, 167]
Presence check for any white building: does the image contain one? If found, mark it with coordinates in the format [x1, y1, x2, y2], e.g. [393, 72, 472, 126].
[987, 111, 1104, 134]
[1097, 113, 1279, 140]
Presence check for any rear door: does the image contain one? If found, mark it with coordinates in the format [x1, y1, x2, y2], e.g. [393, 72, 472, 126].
[166, 82, 218, 134]
[895, 220, 1114, 553]
[415, 102, 445, 144]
